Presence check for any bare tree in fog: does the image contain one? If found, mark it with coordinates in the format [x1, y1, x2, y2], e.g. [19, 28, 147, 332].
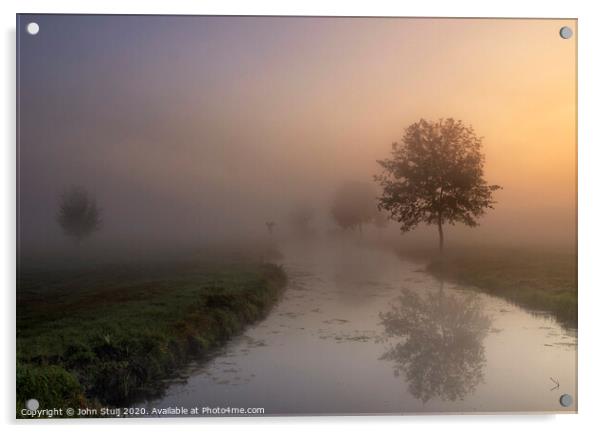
[57, 186, 101, 243]
[265, 221, 276, 235]
[375, 119, 501, 252]
[289, 205, 314, 236]
[331, 181, 379, 233]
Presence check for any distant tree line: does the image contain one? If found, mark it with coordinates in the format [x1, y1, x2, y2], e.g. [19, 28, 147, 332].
[57, 118, 499, 254]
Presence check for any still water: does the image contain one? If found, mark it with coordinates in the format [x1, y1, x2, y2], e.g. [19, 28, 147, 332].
[138, 240, 577, 415]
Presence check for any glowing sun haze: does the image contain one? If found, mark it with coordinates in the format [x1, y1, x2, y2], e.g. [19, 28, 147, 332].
[18, 16, 576, 251]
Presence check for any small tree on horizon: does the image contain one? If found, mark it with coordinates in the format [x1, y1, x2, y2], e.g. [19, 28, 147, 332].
[331, 181, 379, 233]
[375, 118, 501, 252]
[266, 221, 276, 235]
[57, 186, 102, 243]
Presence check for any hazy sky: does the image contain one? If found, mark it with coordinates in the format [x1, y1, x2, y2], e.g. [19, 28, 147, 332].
[18, 15, 577, 253]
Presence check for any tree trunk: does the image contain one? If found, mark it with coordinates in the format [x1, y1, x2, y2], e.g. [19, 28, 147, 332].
[437, 218, 444, 253]
[437, 187, 445, 254]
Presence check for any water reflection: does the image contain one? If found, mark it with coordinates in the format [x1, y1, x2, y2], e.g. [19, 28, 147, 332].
[380, 286, 491, 403]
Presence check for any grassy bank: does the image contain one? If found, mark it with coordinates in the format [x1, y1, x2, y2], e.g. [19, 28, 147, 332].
[399, 245, 577, 328]
[17, 260, 287, 414]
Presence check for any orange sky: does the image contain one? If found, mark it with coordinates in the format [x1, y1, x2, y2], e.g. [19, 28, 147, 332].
[20, 16, 577, 248]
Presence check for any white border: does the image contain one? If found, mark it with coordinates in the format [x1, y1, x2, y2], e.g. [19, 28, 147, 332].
[2, 1, 601, 432]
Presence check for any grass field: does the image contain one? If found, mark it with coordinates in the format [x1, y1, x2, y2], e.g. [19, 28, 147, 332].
[16, 259, 287, 414]
[398, 245, 577, 328]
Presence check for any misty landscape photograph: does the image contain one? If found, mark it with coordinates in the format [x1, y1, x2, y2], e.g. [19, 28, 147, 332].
[17, 15, 577, 417]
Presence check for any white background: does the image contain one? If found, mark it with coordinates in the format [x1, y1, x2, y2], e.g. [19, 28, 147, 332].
[1, 0, 600, 432]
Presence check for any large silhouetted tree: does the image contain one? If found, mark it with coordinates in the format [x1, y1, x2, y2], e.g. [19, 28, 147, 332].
[57, 186, 101, 243]
[375, 119, 501, 252]
[331, 181, 379, 232]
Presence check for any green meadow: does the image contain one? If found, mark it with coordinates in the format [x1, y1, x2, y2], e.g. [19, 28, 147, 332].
[414, 245, 577, 328]
[16, 260, 287, 414]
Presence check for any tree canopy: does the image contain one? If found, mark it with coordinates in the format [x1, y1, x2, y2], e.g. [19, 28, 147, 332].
[331, 181, 379, 231]
[375, 118, 500, 250]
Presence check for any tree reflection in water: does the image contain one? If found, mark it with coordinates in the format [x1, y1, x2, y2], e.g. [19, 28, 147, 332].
[380, 287, 491, 403]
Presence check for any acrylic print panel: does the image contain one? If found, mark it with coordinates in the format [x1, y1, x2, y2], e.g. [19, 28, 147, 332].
[16, 15, 577, 417]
